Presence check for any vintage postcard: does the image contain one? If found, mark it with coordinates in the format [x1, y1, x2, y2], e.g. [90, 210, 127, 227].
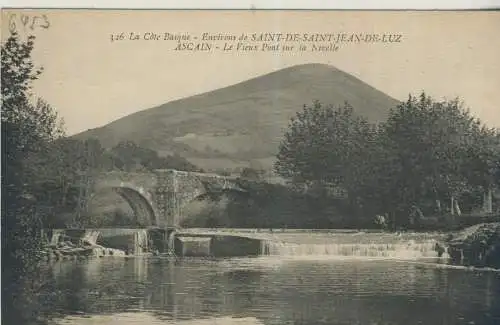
[2, 9, 500, 325]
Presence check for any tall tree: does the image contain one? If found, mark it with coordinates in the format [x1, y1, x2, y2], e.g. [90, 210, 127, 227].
[2, 32, 64, 323]
[275, 93, 499, 229]
[460, 127, 500, 213]
[275, 100, 374, 193]
[382, 93, 498, 219]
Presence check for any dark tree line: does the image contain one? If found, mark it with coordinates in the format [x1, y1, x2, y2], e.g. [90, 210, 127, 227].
[34, 137, 202, 228]
[1, 31, 64, 324]
[275, 96, 500, 229]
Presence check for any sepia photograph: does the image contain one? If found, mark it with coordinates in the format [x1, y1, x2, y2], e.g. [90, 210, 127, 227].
[1, 8, 500, 325]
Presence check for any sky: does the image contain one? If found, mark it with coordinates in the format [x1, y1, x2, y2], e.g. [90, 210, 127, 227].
[2, 9, 500, 135]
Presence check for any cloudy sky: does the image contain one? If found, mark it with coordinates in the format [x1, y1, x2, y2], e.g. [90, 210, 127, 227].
[2, 10, 500, 135]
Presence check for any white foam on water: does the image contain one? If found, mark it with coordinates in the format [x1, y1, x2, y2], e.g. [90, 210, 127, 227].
[134, 229, 149, 255]
[51, 230, 64, 245]
[53, 313, 264, 325]
[81, 230, 100, 245]
[260, 239, 444, 260]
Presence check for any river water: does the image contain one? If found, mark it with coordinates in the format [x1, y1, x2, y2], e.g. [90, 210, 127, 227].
[38, 233, 500, 325]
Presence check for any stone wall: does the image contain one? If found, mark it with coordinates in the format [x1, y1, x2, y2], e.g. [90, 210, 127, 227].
[87, 169, 244, 228]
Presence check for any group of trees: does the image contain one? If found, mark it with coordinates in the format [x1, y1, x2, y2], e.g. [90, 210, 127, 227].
[180, 183, 311, 229]
[2, 30, 207, 229]
[35, 137, 202, 227]
[1, 32, 205, 323]
[275, 96, 500, 229]
[2, 31, 64, 323]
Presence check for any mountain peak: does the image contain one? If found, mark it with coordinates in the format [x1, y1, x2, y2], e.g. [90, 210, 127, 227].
[74, 64, 399, 172]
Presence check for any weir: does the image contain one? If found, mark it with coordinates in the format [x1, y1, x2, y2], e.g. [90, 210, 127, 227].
[134, 229, 149, 255]
[259, 240, 443, 258]
[172, 230, 447, 259]
[46, 228, 447, 259]
[50, 229, 64, 245]
[257, 232, 447, 259]
[81, 230, 101, 245]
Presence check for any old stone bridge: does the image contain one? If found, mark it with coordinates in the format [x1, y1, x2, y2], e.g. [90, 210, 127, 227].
[79, 169, 249, 228]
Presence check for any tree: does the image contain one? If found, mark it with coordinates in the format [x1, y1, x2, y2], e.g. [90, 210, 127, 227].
[22, 138, 109, 228]
[380, 93, 499, 221]
[275, 100, 374, 193]
[460, 127, 500, 213]
[275, 94, 499, 229]
[2, 31, 65, 324]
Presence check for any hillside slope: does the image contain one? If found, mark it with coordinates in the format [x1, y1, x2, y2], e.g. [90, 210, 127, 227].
[73, 63, 400, 171]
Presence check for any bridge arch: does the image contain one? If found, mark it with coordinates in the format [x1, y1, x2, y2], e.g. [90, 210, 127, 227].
[86, 183, 158, 227]
[175, 176, 247, 204]
[168, 177, 248, 227]
[80, 170, 250, 228]
[190, 187, 249, 202]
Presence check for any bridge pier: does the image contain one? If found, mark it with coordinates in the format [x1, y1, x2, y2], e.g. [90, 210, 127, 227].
[146, 227, 179, 254]
[165, 227, 178, 254]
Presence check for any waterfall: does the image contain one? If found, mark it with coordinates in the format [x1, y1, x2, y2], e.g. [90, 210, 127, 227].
[134, 229, 149, 255]
[81, 230, 101, 245]
[50, 229, 64, 245]
[168, 230, 176, 255]
[260, 238, 446, 259]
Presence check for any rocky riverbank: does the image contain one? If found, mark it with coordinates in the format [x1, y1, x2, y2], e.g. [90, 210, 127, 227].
[447, 223, 500, 269]
[43, 229, 136, 260]
[45, 240, 127, 261]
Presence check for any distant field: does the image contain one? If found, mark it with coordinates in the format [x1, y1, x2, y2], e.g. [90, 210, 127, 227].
[187, 158, 251, 172]
[173, 133, 272, 155]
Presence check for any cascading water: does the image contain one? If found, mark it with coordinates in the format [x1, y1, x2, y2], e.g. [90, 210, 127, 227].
[50, 229, 64, 245]
[168, 230, 176, 255]
[81, 230, 101, 245]
[259, 233, 448, 259]
[134, 229, 149, 255]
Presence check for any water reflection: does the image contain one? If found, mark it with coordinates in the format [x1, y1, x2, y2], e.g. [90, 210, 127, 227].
[45, 257, 500, 325]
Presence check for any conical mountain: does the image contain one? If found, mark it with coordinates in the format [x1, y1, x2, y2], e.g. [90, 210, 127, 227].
[74, 63, 400, 171]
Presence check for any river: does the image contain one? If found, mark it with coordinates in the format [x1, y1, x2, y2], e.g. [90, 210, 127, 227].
[37, 239, 499, 325]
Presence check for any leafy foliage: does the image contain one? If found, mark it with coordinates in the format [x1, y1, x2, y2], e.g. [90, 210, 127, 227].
[448, 223, 500, 268]
[2, 31, 65, 324]
[109, 140, 201, 172]
[275, 101, 374, 190]
[275, 94, 500, 229]
[380, 94, 500, 221]
[1, 32, 205, 323]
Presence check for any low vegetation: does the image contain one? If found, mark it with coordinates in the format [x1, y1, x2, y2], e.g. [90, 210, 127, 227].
[447, 223, 500, 268]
